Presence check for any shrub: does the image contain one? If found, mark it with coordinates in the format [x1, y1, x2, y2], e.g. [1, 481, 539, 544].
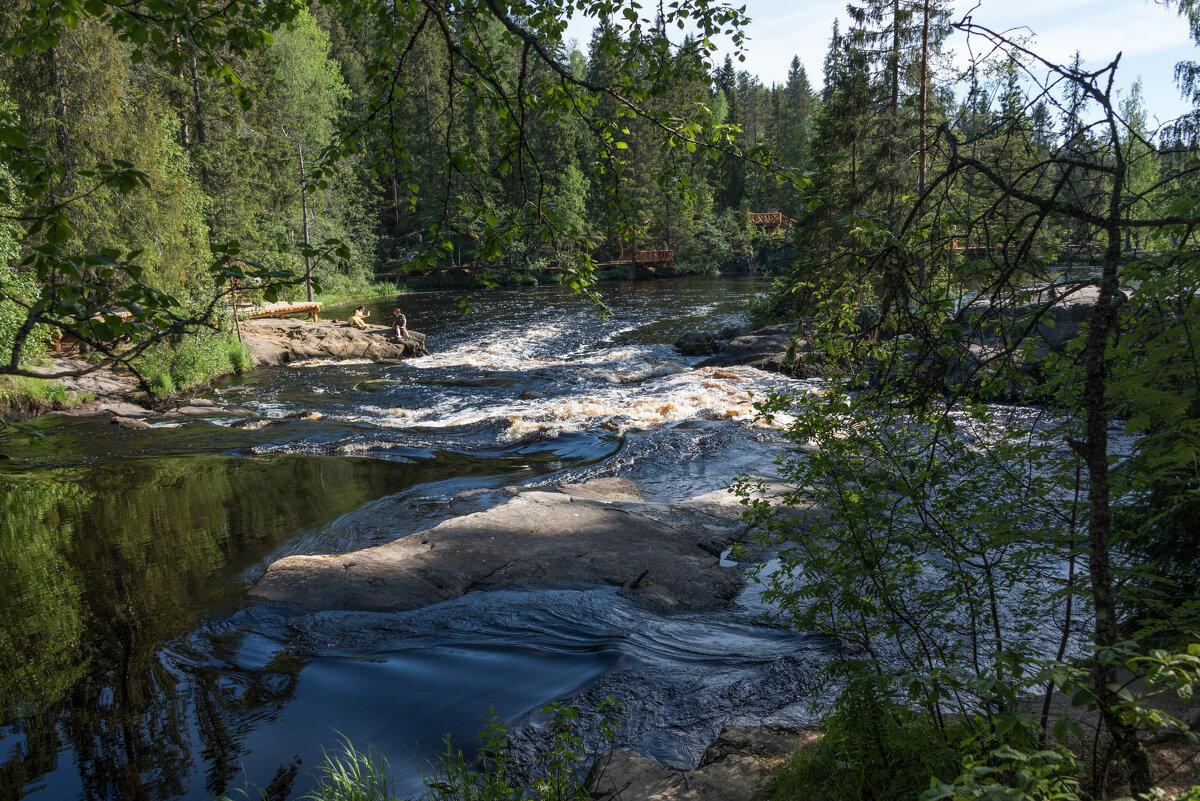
[130, 307, 248, 396]
[772, 671, 961, 801]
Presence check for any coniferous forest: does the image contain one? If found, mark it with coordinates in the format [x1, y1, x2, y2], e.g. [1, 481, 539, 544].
[2, 1, 1200, 801]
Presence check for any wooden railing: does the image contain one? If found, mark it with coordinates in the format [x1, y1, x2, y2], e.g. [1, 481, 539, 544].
[749, 212, 793, 228]
[633, 249, 675, 264]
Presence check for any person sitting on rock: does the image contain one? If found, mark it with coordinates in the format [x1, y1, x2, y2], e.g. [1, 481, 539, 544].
[349, 306, 370, 329]
[391, 308, 409, 338]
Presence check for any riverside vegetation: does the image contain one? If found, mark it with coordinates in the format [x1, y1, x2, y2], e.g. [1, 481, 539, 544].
[3, 1, 1200, 801]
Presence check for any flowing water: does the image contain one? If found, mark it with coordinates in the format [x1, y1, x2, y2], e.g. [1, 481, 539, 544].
[0, 277, 832, 801]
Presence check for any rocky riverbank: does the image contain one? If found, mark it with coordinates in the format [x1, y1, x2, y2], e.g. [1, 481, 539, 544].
[13, 318, 429, 423]
[239, 318, 426, 364]
[247, 474, 831, 801]
[677, 283, 1117, 397]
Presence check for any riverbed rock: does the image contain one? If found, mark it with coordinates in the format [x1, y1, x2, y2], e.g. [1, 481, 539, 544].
[962, 283, 1123, 356]
[587, 725, 820, 801]
[675, 326, 747, 356]
[74, 399, 154, 418]
[239, 318, 427, 365]
[248, 478, 748, 613]
[911, 283, 1125, 399]
[110, 415, 151, 429]
[689, 323, 823, 377]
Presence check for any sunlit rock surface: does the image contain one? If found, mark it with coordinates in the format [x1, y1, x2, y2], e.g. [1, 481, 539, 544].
[240, 318, 426, 364]
[248, 477, 747, 613]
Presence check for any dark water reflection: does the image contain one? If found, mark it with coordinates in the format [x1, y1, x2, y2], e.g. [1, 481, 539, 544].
[0, 277, 830, 801]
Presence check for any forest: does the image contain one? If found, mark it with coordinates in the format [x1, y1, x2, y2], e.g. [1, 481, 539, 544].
[1, 0, 1200, 800]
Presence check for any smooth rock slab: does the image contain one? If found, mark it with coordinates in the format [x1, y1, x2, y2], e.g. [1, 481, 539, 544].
[248, 478, 746, 613]
[240, 318, 426, 365]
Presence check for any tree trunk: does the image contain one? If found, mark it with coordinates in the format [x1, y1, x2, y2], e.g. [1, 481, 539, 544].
[298, 144, 313, 303]
[918, 0, 930, 197]
[1080, 149, 1152, 796]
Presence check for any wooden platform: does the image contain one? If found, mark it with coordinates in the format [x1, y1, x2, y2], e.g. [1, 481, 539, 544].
[749, 212, 794, 230]
[242, 301, 323, 321]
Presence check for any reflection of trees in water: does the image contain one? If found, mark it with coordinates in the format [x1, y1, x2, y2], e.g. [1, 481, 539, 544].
[0, 455, 415, 800]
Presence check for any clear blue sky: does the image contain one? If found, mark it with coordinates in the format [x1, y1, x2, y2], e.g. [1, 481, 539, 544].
[564, 0, 1196, 125]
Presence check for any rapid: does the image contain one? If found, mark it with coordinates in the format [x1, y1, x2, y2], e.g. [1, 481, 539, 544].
[0, 276, 832, 801]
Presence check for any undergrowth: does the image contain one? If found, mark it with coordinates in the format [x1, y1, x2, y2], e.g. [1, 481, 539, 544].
[131, 327, 251, 397]
[216, 699, 621, 801]
[313, 281, 409, 306]
[772, 672, 963, 801]
[0, 374, 83, 416]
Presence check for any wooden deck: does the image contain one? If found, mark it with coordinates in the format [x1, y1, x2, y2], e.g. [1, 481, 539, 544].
[242, 301, 323, 321]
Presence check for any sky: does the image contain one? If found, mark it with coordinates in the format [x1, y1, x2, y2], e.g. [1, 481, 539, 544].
[563, 0, 1197, 125]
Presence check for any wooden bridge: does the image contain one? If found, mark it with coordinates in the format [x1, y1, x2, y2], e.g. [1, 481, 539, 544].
[595, 249, 675, 268]
[749, 212, 794, 231]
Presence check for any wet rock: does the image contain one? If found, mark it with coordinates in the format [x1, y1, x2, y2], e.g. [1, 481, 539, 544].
[587, 725, 820, 801]
[75, 400, 153, 418]
[110, 415, 151, 429]
[185, 398, 217, 408]
[248, 478, 747, 614]
[675, 326, 746, 356]
[222, 405, 258, 417]
[691, 324, 823, 377]
[239, 318, 427, 365]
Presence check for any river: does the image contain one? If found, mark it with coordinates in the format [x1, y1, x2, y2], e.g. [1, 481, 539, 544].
[0, 276, 831, 801]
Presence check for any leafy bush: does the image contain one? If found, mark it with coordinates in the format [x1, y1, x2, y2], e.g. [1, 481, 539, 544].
[772, 671, 961, 801]
[131, 309, 251, 397]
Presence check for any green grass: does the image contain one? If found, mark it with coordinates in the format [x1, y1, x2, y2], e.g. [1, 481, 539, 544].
[0, 374, 86, 417]
[131, 328, 253, 398]
[313, 281, 409, 306]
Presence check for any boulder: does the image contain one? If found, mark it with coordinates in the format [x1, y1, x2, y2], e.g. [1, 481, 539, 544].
[690, 324, 823, 377]
[587, 725, 820, 801]
[247, 478, 748, 614]
[961, 283, 1124, 360]
[239, 318, 426, 365]
[110, 415, 151, 429]
[675, 326, 746, 356]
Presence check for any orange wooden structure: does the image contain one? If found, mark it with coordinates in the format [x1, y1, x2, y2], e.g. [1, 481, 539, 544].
[51, 309, 135, 352]
[749, 212, 794, 231]
[243, 301, 323, 321]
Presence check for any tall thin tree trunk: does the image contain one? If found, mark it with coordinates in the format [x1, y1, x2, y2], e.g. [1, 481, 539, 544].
[919, 0, 930, 196]
[890, 0, 901, 116]
[298, 144, 313, 303]
[1080, 143, 1152, 796]
[173, 36, 190, 147]
[48, 45, 71, 168]
[189, 47, 209, 186]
